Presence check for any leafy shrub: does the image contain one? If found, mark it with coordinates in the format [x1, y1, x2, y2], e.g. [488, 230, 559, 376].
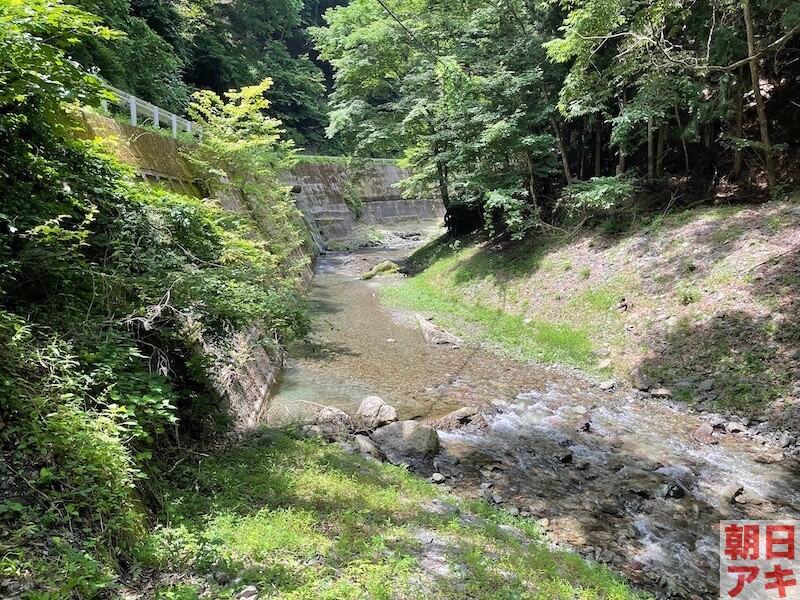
[483, 187, 539, 239]
[677, 284, 702, 305]
[343, 178, 365, 218]
[558, 176, 636, 217]
[0, 3, 311, 595]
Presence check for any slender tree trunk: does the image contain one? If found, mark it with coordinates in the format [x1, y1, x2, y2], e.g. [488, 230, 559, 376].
[733, 65, 746, 180]
[616, 92, 627, 175]
[743, 0, 776, 189]
[436, 158, 449, 208]
[523, 151, 538, 210]
[595, 120, 603, 177]
[656, 122, 667, 177]
[432, 133, 450, 208]
[578, 118, 586, 180]
[538, 82, 574, 184]
[550, 115, 574, 184]
[674, 105, 690, 172]
[647, 116, 655, 182]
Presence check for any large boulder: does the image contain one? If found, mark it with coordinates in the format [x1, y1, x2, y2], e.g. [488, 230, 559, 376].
[630, 367, 653, 391]
[361, 261, 400, 280]
[371, 420, 439, 467]
[352, 434, 384, 460]
[432, 406, 486, 432]
[357, 396, 398, 429]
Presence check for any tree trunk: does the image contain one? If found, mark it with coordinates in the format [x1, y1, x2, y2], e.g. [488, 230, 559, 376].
[578, 118, 586, 180]
[656, 122, 667, 177]
[616, 92, 627, 175]
[550, 115, 574, 184]
[733, 65, 745, 180]
[674, 105, 690, 172]
[743, 0, 776, 189]
[595, 120, 603, 177]
[523, 151, 538, 210]
[436, 157, 449, 208]
[647, 116, 655, 182]
[432, 134, 451, 211]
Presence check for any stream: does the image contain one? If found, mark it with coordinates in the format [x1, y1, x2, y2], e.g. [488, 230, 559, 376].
[268, 239, 800, 599]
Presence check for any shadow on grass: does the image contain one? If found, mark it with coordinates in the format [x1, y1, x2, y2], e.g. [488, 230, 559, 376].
[424, 202, 790, 294]
[146, 428, 653, 598]
[636, 241, 800, 421]
[145, 431, 467, 593]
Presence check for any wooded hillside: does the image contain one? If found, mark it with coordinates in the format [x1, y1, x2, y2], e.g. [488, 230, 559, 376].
[314, 0, 800, 234]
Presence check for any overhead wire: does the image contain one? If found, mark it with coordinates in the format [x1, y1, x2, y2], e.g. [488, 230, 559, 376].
[373, 0, 449, 68]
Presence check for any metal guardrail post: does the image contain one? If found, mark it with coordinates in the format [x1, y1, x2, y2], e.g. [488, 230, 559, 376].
[171, 114, 177, 138]
[153, 106, 159, 129]
[129, 95, 137, 126]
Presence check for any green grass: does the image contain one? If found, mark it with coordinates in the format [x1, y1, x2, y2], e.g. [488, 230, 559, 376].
[138, 431, 645, 599]
[569, 285, 621, 312]
[382, 274, 593, 367]
[386, 197, 800, 420]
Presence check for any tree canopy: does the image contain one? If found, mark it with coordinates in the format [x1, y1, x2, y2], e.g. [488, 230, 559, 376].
[315, 0, 800, 235]
[65, 0, 346, 150]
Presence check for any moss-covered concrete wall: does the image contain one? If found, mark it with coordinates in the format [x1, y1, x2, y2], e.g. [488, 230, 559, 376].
[68, 116, 443, 427]
[73, 111, 200, 197]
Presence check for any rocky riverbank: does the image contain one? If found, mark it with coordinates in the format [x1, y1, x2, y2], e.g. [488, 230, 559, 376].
[301, 383, 800, 599]
[268, 231, 800, 600]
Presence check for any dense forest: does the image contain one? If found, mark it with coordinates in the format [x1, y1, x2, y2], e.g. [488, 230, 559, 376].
[1, 0, 311, 593]
[65, 0, 345, 149]
[2, 0, 800, 596]
[314, 0, 800, 234]
[46, 0, 800, 232]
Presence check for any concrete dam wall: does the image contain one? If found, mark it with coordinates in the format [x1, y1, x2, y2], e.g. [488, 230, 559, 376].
[287, 161, 445, 242]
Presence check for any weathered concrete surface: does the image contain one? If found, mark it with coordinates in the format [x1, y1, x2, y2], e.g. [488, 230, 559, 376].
[287, 161, 445, 242]
[208, 324, 283, 429]
[74, 111, 200, 196]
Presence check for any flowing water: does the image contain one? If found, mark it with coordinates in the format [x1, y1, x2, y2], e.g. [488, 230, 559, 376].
[268, 239, 800, 599]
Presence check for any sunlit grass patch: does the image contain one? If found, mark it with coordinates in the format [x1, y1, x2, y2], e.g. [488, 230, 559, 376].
[141, 431, 647, 599]
[382, 278, 593, 367]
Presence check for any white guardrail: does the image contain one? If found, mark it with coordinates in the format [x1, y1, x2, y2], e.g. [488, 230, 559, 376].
[100, 82, 199, 139]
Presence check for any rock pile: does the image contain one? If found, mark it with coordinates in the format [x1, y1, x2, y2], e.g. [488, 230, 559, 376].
[305, 396, 440, 470]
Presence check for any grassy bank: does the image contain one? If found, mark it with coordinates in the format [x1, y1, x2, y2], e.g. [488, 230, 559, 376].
[383, 267, 595, 367]
[381, 199, 800, 421]
[132, 430, 645, 599]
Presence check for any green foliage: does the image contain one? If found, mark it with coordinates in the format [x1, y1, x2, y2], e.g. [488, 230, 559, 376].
[187, 79, 311, 284]
[0, 5, 311, 595]
[68, 0, 190, 112]
[0, 0, 115, 128]
[65, 0, 336, 147]
[316, 0, 800, 236]
[559, 176, 636, 217]
[343, 178, 364, 218]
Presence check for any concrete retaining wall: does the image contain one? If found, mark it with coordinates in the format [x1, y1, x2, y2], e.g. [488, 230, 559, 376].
[287, 161, 444, 242]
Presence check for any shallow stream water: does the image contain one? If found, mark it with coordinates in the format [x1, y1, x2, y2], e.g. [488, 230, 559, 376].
[268, 241, 800, 599]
